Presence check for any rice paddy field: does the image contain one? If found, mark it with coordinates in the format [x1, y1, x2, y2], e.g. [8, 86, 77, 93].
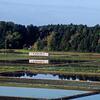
[0, 49, 100, 98]
[0, 49, 100, 75]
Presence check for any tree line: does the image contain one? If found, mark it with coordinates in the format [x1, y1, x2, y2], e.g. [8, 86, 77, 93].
[0, 21, 100, 52]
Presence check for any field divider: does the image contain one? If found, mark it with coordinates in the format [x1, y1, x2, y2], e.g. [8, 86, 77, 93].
[0, 77, 100, 91]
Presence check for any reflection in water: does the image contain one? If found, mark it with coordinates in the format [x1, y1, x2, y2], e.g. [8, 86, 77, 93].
[0, 72, 100, 82]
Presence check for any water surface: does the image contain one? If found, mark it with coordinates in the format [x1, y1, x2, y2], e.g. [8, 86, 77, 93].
[0, 86, 87, 99]
[0, 72, 100, 82]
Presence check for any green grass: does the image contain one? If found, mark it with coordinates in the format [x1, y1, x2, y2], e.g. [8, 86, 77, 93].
[0, 53, 28, 60]
[0, 50, 100, 61]
[0, 65, 100, 76]
[0, 82, 93, 91]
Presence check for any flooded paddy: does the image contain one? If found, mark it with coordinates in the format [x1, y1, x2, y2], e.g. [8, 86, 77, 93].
[0, 71, 100, 82]
[0, 86, 99, 100]
[0, 86, 87, 99]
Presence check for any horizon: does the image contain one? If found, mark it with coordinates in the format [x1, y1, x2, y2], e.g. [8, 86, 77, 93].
[0, 20, 100, 27]
[0, 0, 100, 26]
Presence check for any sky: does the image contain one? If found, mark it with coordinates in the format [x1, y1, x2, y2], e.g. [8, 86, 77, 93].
[0, 0, 100, 26]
